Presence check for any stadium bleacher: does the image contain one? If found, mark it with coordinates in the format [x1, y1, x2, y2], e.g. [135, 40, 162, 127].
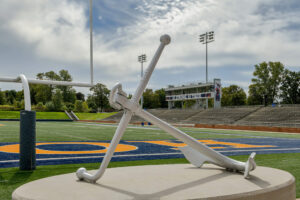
[102, 105, 300, 128]
[235, 105, 300, 128]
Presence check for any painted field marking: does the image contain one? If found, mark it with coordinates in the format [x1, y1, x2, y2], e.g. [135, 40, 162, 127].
[1, 137, 300, 168]
[0, 140, 274, 155]
[0, 142, 137, 154]
[130, 140, 274, 149]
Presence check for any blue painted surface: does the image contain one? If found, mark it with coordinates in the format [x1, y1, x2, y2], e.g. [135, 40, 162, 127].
[0, 138, 300, 168]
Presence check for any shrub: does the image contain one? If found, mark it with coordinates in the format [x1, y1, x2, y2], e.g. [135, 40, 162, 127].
[82, 101, 89, 113]
[65, 102, 74, 111]
[0, 105, 15, 111]
[45, 101, 55, 111]
[33, 102, 46, 112]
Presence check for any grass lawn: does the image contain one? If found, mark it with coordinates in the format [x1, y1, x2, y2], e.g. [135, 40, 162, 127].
[0, 153, 299, 200]
[0, 121, 299, 199]
[0, 111, 20, 119]
[0, 111, 69, 120]
[75, 112, 117, 120]
[1, 121, 300, 143]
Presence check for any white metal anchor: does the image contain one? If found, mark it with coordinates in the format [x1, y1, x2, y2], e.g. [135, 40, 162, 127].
[76, 34, 256, 183]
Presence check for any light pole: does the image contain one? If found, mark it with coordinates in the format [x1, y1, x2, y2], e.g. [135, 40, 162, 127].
[89, 0, 94, 85]
[199, 31, 214, 109]
[138, 54, 147, 108]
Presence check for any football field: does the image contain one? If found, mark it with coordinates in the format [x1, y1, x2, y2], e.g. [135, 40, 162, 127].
[1, 121, 300, 168]
[0, 121, 299, 199]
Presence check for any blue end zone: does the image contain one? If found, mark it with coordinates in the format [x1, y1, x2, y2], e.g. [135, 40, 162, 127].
[1, 137, 300, 168]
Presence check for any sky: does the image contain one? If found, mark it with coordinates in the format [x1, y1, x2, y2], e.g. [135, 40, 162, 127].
[0, 0, 300, 96]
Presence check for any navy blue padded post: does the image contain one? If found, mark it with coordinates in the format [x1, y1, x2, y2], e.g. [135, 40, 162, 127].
[20, 110, 36, 170]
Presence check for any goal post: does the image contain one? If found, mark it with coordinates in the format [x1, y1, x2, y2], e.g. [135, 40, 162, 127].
[0, 74, 94, 170]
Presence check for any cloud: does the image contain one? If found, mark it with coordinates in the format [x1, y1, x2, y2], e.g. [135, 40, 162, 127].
[0, 0, 299, 95]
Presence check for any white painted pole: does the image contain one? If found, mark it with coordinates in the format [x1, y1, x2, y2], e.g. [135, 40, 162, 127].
[19, 74, 31, 111]
[0, 77, 93, 87]
[141, 62, 143, 108]
[89, 0, 94, 85]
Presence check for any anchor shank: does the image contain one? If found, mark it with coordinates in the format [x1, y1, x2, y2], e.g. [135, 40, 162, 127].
[132, 36, 170, 104]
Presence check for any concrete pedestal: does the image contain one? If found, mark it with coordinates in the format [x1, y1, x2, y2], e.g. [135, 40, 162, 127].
[12, 164, 296, 200]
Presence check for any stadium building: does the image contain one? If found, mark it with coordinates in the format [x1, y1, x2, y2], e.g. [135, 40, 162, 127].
[165, 79, 221, 109]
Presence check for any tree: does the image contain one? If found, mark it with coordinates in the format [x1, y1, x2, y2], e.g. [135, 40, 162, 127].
[16, 91, 24, 102]
[74, 100, 83, 112]
[57, 70, 76, 103]
[32, 70, 76, 104]
[76, 92, 85, 101]
[74, 100, 89, 112]
[154, 89, 168, 108]
[0, 90, 6, 105]
[221, 85, 246, 106]
[247, 84, 264, 105]
[33, 71, 61, 103]
[251, 61, 284, 105]
[4, 90, 17, 105]
[89, 83, 110, 112]
[32, 84, 52, 104]
[51, 89, 64, 111]
[142, 89, 161, 109]
[87, 95, 97, 112]
[280, 69, 300, 104]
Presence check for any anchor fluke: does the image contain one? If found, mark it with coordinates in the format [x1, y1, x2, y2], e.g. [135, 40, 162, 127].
[244, 152, 256, 178]
[180, 146, 215, 168]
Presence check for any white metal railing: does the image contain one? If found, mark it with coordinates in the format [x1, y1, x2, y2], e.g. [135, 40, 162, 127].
[166, 92, 214, 101]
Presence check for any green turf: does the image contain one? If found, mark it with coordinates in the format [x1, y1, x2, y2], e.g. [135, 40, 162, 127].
[1, 121, 300, 143]
[0, 111, 19, 119]
[0, 121, 300, 199]
[36, 112, 69, 120]
[0, 153, 299, 200]
[0, 111, 69, 120]
[75, 112, 117, 120]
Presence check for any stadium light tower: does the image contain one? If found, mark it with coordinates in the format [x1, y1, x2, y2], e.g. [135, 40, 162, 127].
[89, 0, 94, 85]
[199, 31, 214, 109]
[138, 54, 147, 108]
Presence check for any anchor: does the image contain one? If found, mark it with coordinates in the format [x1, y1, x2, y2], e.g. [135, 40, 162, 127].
[76, 34, 256, 183]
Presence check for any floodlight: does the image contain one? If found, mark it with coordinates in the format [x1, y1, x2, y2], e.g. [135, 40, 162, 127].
[199, 31, 215, 109]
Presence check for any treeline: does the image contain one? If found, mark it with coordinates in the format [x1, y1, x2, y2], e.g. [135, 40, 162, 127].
[0, 70, 112, 112]
[0, 70, 168, 112]
[221, 62, 300, 106]
[0, 62, 299, 112]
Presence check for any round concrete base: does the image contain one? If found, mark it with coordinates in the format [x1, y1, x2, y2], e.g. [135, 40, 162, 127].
[12, 164, 296, 200]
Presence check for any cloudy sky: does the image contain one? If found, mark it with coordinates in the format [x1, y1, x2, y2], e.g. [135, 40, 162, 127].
[0, 0, 299, 96]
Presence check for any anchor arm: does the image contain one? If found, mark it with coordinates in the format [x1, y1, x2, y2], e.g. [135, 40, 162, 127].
[135, 108, 256, 177]
[76, 110, 133, 183]
[135, 108, 247, 171]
